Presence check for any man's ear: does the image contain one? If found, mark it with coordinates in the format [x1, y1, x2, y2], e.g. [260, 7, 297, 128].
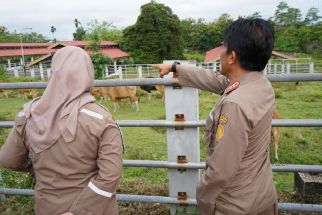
[229, 51, 237, 64]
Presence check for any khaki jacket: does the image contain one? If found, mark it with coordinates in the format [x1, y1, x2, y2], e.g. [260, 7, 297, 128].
[178, 66, 278, 215]
[0, 102, 124, 215]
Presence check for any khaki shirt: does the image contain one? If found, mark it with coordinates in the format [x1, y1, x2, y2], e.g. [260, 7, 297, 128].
[0, 102, 124, 215]
[178, 66, 278, 215]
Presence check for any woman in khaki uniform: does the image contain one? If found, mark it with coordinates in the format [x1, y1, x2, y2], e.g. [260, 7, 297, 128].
[153, 18, 278, 215]
[0, 46, 124, 215]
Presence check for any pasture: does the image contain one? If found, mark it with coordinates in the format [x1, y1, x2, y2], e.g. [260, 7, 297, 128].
[0, 82, 321, 214]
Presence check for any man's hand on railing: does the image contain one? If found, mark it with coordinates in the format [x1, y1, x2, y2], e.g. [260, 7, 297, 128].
[150, 64, 172, 78]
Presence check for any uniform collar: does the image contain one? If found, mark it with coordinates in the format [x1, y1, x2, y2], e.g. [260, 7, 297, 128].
[223, 71, 263, 95]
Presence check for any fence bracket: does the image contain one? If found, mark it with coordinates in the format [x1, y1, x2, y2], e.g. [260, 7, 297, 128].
[177, 192, 188, 205]
[177, 155, 188, 173]
[174, 114, 185, 130]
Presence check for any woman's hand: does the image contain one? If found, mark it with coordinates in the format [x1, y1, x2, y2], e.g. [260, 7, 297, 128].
[61, 212, 74, 215]
[150, 64, 172, 78]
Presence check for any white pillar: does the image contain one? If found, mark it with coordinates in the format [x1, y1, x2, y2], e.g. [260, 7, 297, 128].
[118, 66, 123, 79]
[309, 62, 314, 73]
[274, 64, 277, 74]
[138, 65, 143, 78]
[7, 59, 11, 69]
[39, 63, 44, 80]
[263, 65, 267, 75]
[30, 67, 35, 77]
[14, 69, 19, 78]
[20, 58, 23, 66]
[31, 57, 34, 62]
[47, 68, 51, 79]
[114, 61, 117, 72]
[286, 64, 291, 74]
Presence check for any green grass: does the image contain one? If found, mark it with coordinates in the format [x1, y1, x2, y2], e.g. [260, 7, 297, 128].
[0, 82, 321, 214]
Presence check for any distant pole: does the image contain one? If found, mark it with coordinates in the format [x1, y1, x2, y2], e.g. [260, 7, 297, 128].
[20, 27, 32, 76]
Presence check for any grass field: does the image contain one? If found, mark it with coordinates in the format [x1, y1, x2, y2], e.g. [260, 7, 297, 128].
[0, 81, 321, 214]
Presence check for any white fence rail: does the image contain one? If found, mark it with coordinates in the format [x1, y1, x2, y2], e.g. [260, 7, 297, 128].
[2, 62, 322, 80]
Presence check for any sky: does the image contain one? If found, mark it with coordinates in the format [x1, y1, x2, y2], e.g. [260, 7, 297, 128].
[1, 0, 321, 41]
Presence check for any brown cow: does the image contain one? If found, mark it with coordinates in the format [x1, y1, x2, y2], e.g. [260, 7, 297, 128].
[93, 86, 139, 112]
[17, 89, 38, 99]
[272, 109, 282, 160]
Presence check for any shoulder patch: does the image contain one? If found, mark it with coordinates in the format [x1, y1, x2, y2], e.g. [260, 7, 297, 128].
[80, 108, 103, 120]
[215, 124, 225, 140]
[219, 115, 228, 124]
[224, 81, 240, 94]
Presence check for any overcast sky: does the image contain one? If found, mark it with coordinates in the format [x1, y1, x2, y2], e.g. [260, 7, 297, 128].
[1, 0, 321, 40]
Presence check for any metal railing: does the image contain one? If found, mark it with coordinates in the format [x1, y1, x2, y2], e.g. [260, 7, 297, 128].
[0, 73, 322, 213]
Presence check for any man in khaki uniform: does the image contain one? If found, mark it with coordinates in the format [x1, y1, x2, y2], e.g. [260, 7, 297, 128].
[154, 18, 277, 214]
[0, 47, 123, 215]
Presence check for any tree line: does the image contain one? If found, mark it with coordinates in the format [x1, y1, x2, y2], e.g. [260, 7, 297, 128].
[1, 1, 321, 64]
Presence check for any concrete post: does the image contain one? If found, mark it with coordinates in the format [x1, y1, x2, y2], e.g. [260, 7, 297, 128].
[118, 66, 123, 79]
[164, 60, 199, 215]
[30, 67, 35, 78]
[47, 68, 51, 79]
[138, 65, 143, 78]
[309, 62, 314, 73]
[39, 63, 44, 80]
[114, 61, 117, 72]
[14, 69, 19, 78]
[263, 65, 267, 75]
[286, 64, 291, 74]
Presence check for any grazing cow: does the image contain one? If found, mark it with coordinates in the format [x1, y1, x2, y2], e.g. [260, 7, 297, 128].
[0, 81, 8, 98]
[93, 86, 139, 112]
[140, 85, 165, 100]
[271, 109, 282, 160]
[17, 89, 38, 99]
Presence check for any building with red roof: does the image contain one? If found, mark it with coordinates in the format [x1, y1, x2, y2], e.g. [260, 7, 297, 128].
[0, 41, 129, 68]
[204, 45, 297, 64]
[204, 45, 224, 64]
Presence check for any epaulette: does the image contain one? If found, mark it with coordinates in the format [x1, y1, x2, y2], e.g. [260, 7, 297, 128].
[224, 81, 240, 94]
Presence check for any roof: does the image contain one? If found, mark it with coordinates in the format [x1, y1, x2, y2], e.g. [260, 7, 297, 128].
[100, 48, 129, 59]
[272, 51, 297, 60]
[48, 41, 118, 49]
[0, 48, 56, 57]
[204, 46, 223, 63]
[0, 43, 50, 48]
[0, 41, 128, 59]
[25, 48, 129, 67]
[204, 46, 298, 63]
[27, 54, 52, 67]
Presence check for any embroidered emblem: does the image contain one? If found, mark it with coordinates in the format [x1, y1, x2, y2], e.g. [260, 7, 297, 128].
[219, 115, 228, 124]
[216, 124, 225, 140]
[224, 81, 240, 94]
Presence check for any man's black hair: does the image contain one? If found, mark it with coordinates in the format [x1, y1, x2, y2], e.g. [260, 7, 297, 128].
[223, 18, 274, 71]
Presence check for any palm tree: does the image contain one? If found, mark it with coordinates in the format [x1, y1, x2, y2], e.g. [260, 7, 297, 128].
[50, 26, 56, 42]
